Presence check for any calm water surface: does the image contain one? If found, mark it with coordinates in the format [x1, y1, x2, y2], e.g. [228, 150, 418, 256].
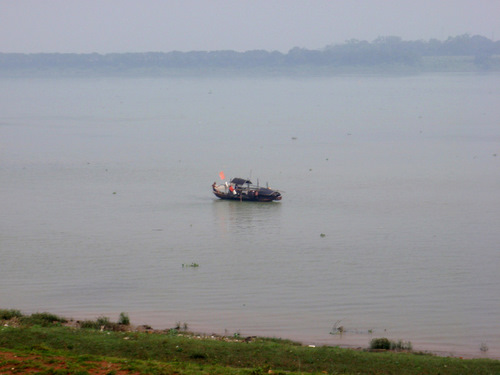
[1, 74, 499, 358]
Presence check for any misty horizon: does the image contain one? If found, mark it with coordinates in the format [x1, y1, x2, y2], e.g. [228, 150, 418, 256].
[2, 1, 499, 54]
[2, 34, 499, 76]
[1, 34, 499, 55]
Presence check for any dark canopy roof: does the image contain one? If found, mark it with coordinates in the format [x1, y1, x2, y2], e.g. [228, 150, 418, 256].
[231, 177, 252, 185]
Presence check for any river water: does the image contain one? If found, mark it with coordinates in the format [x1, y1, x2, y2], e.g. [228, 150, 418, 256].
[1, 73, 499, 359]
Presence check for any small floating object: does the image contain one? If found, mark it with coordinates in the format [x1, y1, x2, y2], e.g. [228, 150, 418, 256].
[182, 263, 199, 268]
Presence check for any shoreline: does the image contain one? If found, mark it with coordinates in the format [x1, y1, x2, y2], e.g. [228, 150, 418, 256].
[3, 312, 500, 375]
[35, 309, 498, 361]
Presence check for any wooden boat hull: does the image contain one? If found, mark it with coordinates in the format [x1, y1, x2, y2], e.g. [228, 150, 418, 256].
[213, 190, 281, 202]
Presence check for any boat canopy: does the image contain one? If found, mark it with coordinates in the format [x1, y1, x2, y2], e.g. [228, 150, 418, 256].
[231, 177, 252, 185]
[256, 188, 275, 196]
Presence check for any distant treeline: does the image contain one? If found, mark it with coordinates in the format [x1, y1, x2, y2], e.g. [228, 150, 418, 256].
[1, 34, 500, 75]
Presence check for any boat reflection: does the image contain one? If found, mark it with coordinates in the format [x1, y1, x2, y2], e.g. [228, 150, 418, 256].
[211, 199, 282, 238]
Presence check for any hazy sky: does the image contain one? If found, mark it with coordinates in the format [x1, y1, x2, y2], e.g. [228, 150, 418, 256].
[1, 0, 499, 53]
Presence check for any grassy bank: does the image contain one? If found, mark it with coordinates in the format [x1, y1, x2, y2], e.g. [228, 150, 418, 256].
[1, 310, 499, 374]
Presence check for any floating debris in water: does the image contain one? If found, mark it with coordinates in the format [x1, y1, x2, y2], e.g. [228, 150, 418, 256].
[182, 263, 199, 268]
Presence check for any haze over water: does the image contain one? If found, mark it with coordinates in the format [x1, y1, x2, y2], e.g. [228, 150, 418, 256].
[1, 74, 499, 359]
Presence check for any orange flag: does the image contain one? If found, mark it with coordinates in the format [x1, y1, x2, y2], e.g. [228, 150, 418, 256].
[219, 171, 225, 180]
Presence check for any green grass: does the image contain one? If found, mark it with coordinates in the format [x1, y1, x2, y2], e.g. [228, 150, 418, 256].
[21, 312, 68, 327]
[1, 311, 499, 374]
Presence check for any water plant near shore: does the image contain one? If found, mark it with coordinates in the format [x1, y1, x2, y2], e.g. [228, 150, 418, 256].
[480, 343, 489, 353]
[80, 314, 131, 331]
[329, 320, 344, 335]
[119, 312, 130, 326]
[0, 309, 22, 320]
[174, 321, 189, 331]
[370, 337, 413, 351]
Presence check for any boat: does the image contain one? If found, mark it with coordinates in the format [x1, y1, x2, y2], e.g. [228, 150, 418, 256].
[212, 176, 282, 202]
